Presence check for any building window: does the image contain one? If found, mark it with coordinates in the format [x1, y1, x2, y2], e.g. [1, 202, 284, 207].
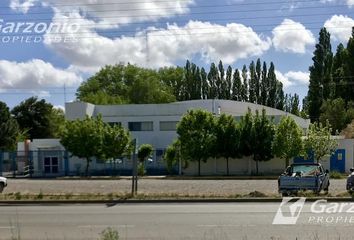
[128, 121, 153, 131]
[159, 121, 178, 131]
[44, 157, 59, 174]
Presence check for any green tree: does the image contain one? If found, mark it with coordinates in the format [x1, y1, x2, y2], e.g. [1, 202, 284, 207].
[275, 81, 285, 110]
[159, 66, 184, 101]
[272, 116, 303, 168]
[307, 28, 333, 122]
[0, 101, 20, 151]
[344, 28, 354, 103]
[137, 144, 153, 176]
[239, 109, 253, 157]
[241, 65, 248, 102]
[60, 116, 131, 176]
[11, 97, 57, 139]
[251, 109, 275, 174]
[138, 144, 153, 162]
[231, 69, 242, 101]
[248, 61, 256, 103]
[267, 62, 277, 108]
[319, 98, 353, 134]
[77, 64, 175, 105]
[304, 121, 338, 163]
[332, 43, 347, 100]
[255, 59, 262, 104]
[164, 140, 181, 173]
[260, 61, 268, 106]
[208, 63, 218, 99]
[213, 114, 241, 175]
[177, 109, 215, 176]
[225, 65, 233, 99]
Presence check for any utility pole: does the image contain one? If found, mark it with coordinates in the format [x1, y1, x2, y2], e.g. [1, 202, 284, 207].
[131, 139, 138, 195]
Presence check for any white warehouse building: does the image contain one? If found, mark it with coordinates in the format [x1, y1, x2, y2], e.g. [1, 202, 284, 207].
[9, 99, 353, 177]
[65, 99, 311, 151]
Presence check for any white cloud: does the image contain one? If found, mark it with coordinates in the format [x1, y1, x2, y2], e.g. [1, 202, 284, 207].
[285, 71, 310, 85]
[0, 59, 82, 89]
[275, 70, 310, 88]
[272, 19, 316, 54]
[45, 17, 271, 72]
[9, 0, 37, 13]
[348, 0, 354, 7]
[324, 15, 354, 42]
[275, 70, 293, 88]
[10, 0, 194, 28]
[320, 0, 354, 7]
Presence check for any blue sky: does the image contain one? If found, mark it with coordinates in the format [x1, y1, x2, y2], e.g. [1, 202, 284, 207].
[0, 0, 353, 109]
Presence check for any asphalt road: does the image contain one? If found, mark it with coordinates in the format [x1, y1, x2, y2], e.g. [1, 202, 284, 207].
[1, 202, 354, 240]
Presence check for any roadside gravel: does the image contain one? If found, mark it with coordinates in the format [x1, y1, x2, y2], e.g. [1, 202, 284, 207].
[2, 179, 347, 196]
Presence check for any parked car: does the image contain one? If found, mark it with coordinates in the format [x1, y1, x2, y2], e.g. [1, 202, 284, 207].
[346, 168, 354, 192]
[278, 163, 330, 196]
[0, 176, 7, 193]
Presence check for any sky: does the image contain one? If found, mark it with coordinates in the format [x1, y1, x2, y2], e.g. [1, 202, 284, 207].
[0, 0, 353, 110]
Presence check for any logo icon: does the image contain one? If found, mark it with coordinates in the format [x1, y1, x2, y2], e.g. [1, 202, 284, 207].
[273, 197, 306, 225]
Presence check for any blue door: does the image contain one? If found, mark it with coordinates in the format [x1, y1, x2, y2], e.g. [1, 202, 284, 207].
[330, 149, 345, 173]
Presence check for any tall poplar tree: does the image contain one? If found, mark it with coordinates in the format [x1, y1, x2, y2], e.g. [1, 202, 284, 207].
[307, 28, 333, 122]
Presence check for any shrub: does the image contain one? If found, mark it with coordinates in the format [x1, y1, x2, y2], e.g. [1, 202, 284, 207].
[99, 227, 119, 240]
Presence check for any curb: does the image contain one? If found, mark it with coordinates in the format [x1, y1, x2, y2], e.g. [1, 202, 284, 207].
[0, 197, 354, 205]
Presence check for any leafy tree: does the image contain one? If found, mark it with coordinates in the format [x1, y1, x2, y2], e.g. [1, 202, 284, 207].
[164, 140, 181, 173]
[225, 65, 233, 99]
[248, 61, 256, 103]
[77, 64, 175, 105]
[217, 60, 225, 99]
[138, 144, 153, 162]
[319, 98, 354, 134]
[343, 28, 354, 102]
[200, 67, 209, 100]
[290, 94, 300, 116]
[213, 114, 241, 175]
[137, 144, 153, 176]
[267, 62, 277, 108]
[60, 116, 131, 176]
[260, 61, 268, 106]
[304, 121, 338, 163]
[177, 109, 216, 176]
[101, 124, 132, 161]
[307, 28, 333, 122]
[272, 116, 303, 168]
[255, 58, 262, 104]
[159, 66, 184, 101]
[239, 108, 253, 157]
[275, 81, 285, 110]
[241, 65, 248, 102]
[11, 97, 58, 139]
[208, 63, 218, 99]
[251, 109, 275, 174]
[231, 69, 242, 101]
[0, 101, 20, 151]
[332, 43, 347, 100]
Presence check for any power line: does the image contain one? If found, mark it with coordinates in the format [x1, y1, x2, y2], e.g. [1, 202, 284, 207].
[0, 2, 348, 16]
[0, 0, 332, 10]
[2, 6, 351, 22]
[1, 25, 351, 40]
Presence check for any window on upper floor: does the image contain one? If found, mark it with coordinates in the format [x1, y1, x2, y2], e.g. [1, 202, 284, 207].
[128, 121, 153, 131]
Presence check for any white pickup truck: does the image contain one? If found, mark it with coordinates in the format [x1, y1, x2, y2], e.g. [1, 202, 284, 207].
[0, 176, 7, 193]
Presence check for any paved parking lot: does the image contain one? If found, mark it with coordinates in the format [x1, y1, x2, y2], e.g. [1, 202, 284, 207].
[1, 178, 348, 196]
